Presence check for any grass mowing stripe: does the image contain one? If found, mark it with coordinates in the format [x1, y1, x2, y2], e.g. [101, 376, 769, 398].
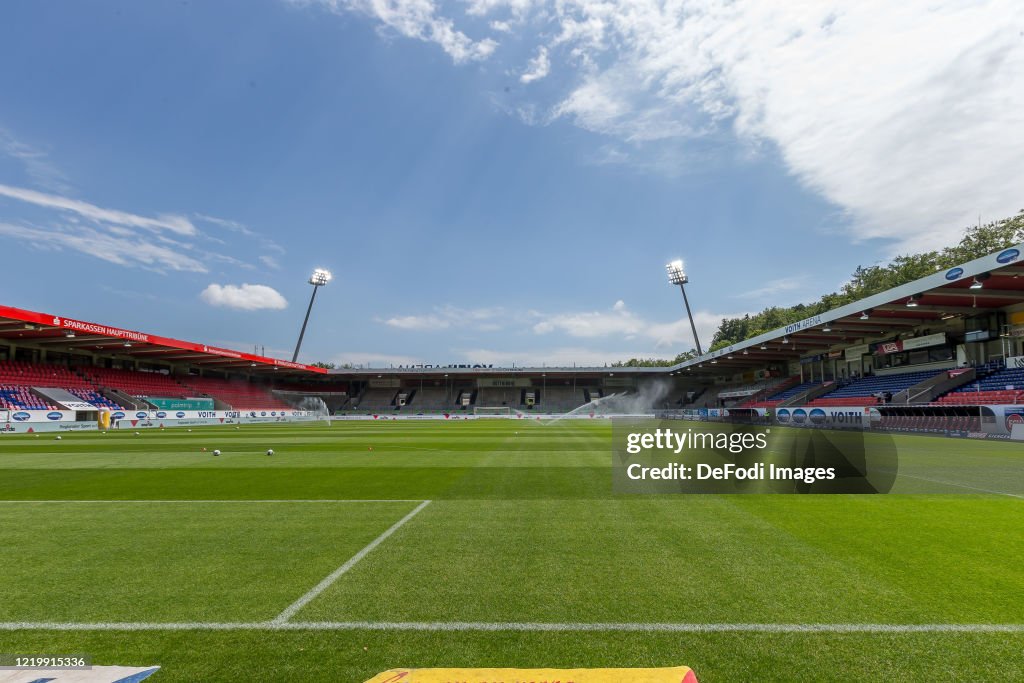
[886, 471, 1024, 498]
[273, 500, 433, 624]
[0, 499, 426, 503]
[0, 621, 1022, 633]
[3, 420, 1021, 679]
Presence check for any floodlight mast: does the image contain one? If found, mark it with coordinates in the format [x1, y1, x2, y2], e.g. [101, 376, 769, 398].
[292, 268, 332, 363]
[666, 260, 703, 356]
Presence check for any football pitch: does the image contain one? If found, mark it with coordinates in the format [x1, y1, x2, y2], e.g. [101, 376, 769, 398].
[0, 420, 1022, 681]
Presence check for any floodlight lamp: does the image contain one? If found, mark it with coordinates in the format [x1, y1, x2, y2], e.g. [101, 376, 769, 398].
[760, 343, 767, 350]
[743, 349, 748, 355]
[666, 260, 688, 285]
[782, 336, 789, 344]
[65, 330, 75, 338]
[309, 268, 333, 286]
[123, 341, 132, 348]
[969, 277, 983, 290]
[860, 311, 870, 320]
[822, 323, 831, 332]
[906, 296, 920, 307]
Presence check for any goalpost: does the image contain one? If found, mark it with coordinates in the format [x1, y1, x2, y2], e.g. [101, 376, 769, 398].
[473, 406, 511, 416]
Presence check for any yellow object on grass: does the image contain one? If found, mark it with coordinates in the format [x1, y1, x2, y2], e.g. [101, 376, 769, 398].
[363, 665, 698, 683]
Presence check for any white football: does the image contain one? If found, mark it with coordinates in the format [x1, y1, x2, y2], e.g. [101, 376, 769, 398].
[266, 449, 274, 456]
[55, 435, 62, 440]
[213, 449, 221, 456]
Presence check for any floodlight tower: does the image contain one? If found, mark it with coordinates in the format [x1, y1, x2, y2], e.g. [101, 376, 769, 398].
[292, 268, 332, 363]
[666, 259, 703, 356]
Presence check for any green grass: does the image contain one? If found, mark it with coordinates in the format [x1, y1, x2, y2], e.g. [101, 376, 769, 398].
[0, 420, 1022, 681]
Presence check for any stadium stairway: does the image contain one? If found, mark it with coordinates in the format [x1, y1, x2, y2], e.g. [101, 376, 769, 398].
[736, 377, 799, 408]
[808, 369, 943, 406]
[936, 363, 1024, 405]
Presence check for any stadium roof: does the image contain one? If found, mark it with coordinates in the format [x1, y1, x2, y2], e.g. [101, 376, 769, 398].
[3, 243, 1022, 381]
[667, 242, 1024, 375]
[326, 366, 666, 377]
[0, 304, 328, 375]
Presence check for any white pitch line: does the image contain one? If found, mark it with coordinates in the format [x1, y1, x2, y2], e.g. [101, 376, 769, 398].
[0, 621, 1022, 633]
[893, 472, 1024, 499]
[0, 499, 426, 504]
[272, 499, 433, 624]
[279, 621, 1024, 633]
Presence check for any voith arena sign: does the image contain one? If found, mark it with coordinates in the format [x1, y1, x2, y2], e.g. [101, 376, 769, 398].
[784, 315, 823, 335]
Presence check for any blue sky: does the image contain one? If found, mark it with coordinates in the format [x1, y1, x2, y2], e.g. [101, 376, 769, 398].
[0, 0, 1021, 367]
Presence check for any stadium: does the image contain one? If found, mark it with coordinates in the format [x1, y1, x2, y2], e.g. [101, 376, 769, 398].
[1, 241, 1023, 681]
[3, 3, 1024, 681]
[5, 242, 1024, 434]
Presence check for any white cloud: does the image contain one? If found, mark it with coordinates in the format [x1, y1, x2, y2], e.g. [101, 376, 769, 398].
[0, 183, 196, 236]
[0, 174, 266, 275]
[331, 351, 425, 366]
[194, 213, 286, 254]
[380, 304, 509, 331]
[299, 0, 1024, 251]
[293, 0, 496, 63]
[465, 0, 536, 18]
[383, 314, 452, 330]
[531, 299, 730, 352]
[520, 46, 550, 84]
[554, 0, 1024, 249]
[0, 184, 247, 273]
[0, 128, 72, 193]
[381, 299, 737, 353]
[194, 213, 254, 236]
[734, 276, 806, 300]
[0, 221, 207, 273]
[454, 346, 665, 367]
[200, 283, 289, 311]
[259, 254, 282, 270]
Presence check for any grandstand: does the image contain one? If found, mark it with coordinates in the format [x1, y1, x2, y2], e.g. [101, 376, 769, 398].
[474, 386, 522, 409]
[0, 385, 54, 410]
[354, 387, 400, 411]
[747, 379, 820, 408]
[937, 364, 1024, 405]
[3, 242, 1024, 431]
[68, 388, 122, 410]
[407, 385, 450, 410]
[82, 367, 190, 399]
[539, 385, 588, 412]
[808, 369, 942, 406]
[183, 376, 291, 410]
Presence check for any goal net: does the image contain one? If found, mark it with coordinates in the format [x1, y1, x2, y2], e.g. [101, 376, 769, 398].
[473, 406, 511, 416]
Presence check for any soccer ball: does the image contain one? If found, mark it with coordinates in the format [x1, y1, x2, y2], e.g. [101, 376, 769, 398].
[266, 449, 274, 456]
[213, 449, 221, 456]
[55, 435, 62, 440]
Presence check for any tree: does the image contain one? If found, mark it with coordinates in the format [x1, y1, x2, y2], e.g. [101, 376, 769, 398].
[614, 210, 1024, 366]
